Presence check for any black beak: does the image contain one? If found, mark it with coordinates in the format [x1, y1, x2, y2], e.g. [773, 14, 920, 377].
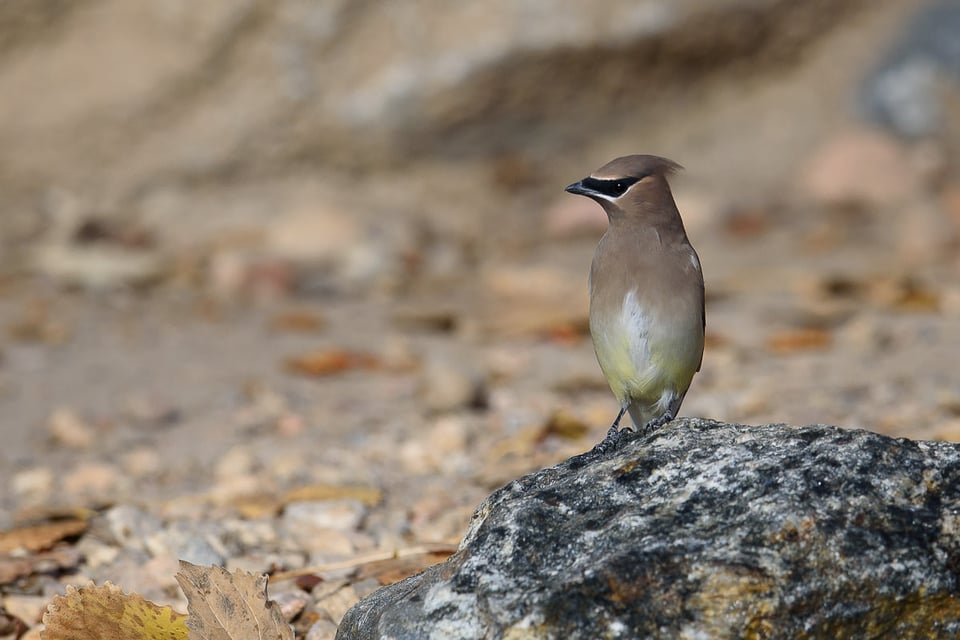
[565, 179, 593, 196]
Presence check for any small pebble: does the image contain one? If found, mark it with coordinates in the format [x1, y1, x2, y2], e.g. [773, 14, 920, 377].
[283, 500, 366, 533]
[119, 447, 162, 478]
[273, 588, 310, 621]
[47, 408, 95, 449]
[75, 536, 120, 568]
[313, 584, 360, 626]
[11, 467, 54, 504]
[145, 521, 227, 566]
[62, 462, 123, 500]
[305, 619, 339, 640]
[418, 355, 487, 414]
[215, 445, 256, 480]
[102, 505, 163, 551]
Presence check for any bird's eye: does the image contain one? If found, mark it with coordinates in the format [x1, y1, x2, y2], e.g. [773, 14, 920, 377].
[581, 177, 640, 198]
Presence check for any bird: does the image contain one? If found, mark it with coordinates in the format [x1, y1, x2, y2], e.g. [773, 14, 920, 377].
[565, 155, 704, 445]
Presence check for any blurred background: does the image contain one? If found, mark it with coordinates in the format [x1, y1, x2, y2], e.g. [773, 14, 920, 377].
[1, 0, 960, 540]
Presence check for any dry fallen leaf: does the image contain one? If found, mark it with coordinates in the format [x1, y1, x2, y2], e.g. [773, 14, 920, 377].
[0, 546, 81, 585]
[723, 207, 769, 239]
[8, 300, 70, 345]
[890, 284, 940, 312]
[541, 320, 589, 346]
[0, 519, 88, 554]
[176, 562, 293, 640]
[361, 551, 456, 586]
[284, 350, 380, 377]
[41, 582, 188, 640]
[0, 605, 27, 637]
[268, 310, 325, 333]
[765, 328, 832, 355]
[269, 544, 458, 586]
[0, 546, 80, 584]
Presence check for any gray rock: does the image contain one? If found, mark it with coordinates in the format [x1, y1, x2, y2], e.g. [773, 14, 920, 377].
[418, 355, 489, 414]
[101, 505, 163, 552]
[861, 1, 960, 138]
[0, 0, 865, 209]
[145, 520, 228, 567]
[337, 419, 960, 639]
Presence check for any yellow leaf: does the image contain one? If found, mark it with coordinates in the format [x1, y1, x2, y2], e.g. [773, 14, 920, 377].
[41, 582, 188, 640]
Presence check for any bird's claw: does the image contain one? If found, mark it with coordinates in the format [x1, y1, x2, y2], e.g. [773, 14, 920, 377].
[589, 425, 621, 455]
[592, 409, 675, 455]
[592, 424, 642, 455]
[641, 411, 675, 435]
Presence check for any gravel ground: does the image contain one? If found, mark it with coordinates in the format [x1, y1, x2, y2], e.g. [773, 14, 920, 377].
[1, 3, 959, 636]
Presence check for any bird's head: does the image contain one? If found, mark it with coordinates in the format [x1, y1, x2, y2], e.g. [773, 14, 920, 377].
[565, 155, 683, 220]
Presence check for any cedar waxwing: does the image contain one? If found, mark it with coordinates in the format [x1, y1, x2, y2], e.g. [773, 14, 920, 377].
[565, 155, 704, 445]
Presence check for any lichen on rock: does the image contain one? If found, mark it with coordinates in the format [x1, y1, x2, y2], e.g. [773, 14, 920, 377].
[338, 418, 960, 639]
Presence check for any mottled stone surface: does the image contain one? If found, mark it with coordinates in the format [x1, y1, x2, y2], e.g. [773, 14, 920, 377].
[0, 0, 867, 206]
[338, 419, 960, 639]
[862, 0, 960, 138]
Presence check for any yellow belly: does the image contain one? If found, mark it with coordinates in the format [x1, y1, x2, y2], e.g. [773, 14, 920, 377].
[591, 307, 700, 407]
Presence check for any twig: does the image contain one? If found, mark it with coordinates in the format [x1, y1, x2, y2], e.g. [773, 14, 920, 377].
[268, 542, 458, 582]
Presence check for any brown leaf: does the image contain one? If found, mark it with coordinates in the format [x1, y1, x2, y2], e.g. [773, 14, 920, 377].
[362, 551, 455, 586]
[176, 562, 293, 640]
[12, 506, 96, 525]
[293, 575, 324, 592]
[0, 605, 28, 637]
[269, 544, 457, 585]
[723, 207, 769, 239]
[891, 284, 940, 312]
[8, 300, 70, 345]
[541, 320, 589, 346]
[864, 275, 941, 312]
[765, 328, 832, 355]
[268, 311, 325, 333]
[41, 581, 188, 640]
[0, 546, 81, 585]
[284, 350, 380, 377]
[0, 519, 88, 554]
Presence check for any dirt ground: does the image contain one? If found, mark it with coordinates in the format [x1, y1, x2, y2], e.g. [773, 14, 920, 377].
[1, 1, 959, 636]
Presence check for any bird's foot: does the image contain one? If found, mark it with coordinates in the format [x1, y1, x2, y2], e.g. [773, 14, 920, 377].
[593, 423, 642, 455]
[641, 411, 675, 436]
[589, 425, 621, 455]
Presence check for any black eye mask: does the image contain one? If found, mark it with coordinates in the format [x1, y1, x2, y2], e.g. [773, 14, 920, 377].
[581, 176, 642, 198]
